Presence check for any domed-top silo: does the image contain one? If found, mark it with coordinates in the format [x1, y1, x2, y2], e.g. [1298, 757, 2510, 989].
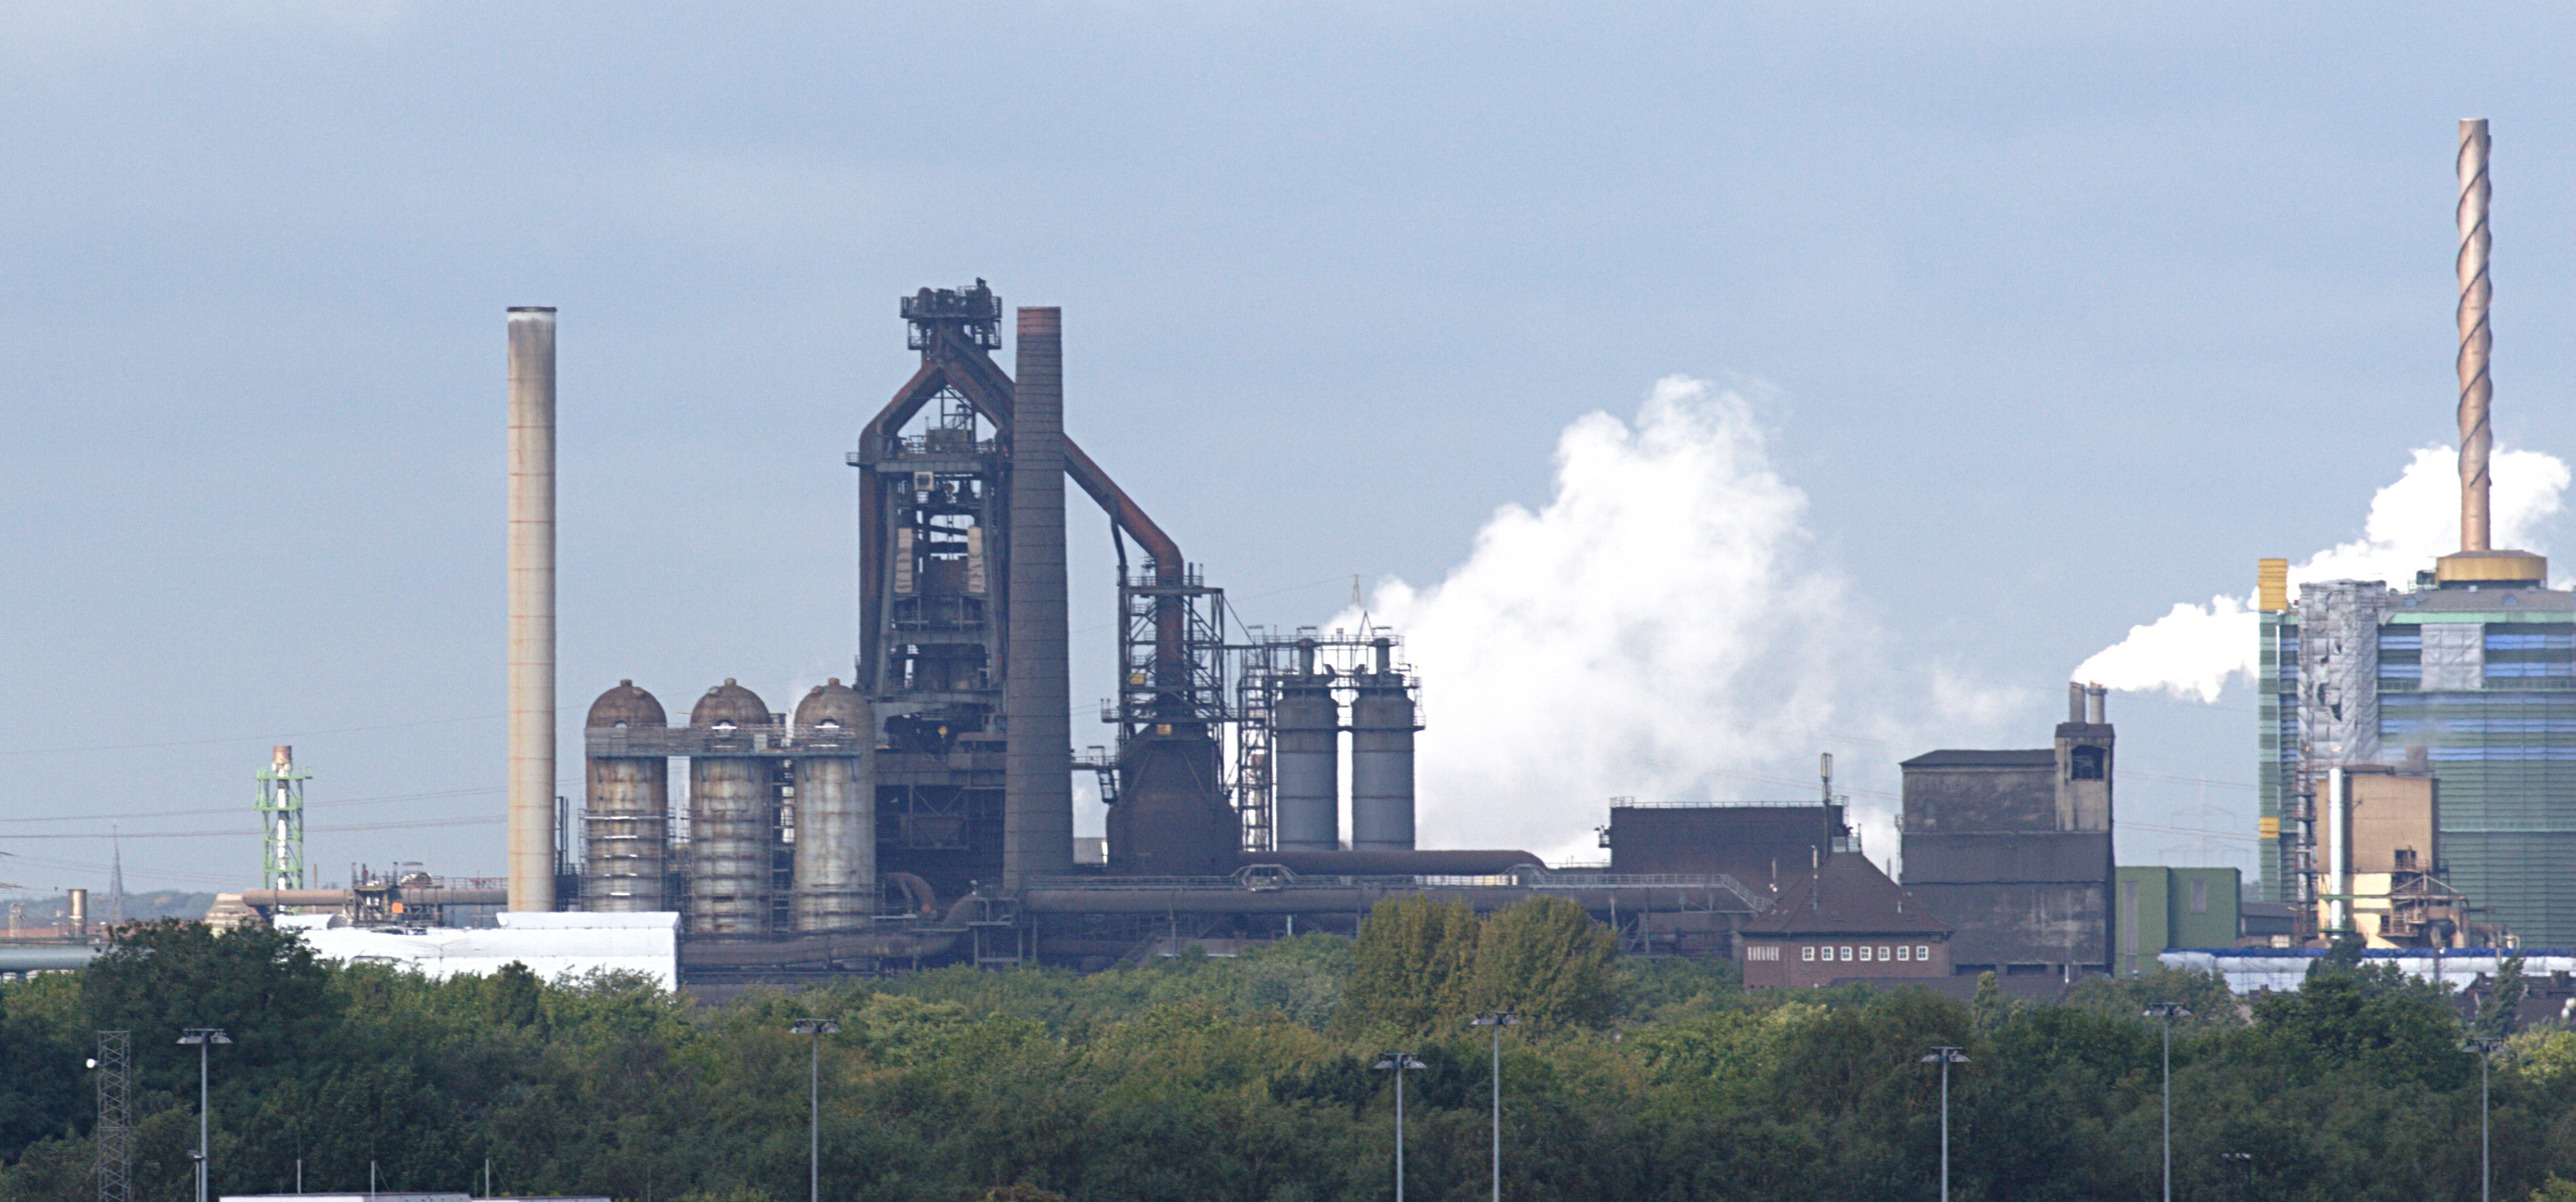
[584, 681, 670, 912]
[1348, 639, 1421, 851]
[792, 679, 873, 931]
[1273, 641, 1341, 850]
[689, 679, 772, 936]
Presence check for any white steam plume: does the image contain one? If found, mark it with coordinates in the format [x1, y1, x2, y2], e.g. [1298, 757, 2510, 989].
[2075, 446, 2570, 702]
[1333, 377, 2017, 864]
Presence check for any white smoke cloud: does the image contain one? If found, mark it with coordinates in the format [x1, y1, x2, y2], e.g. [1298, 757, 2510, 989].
[1333, 376, 2017, 864]
[2074, 445, 2571, 702]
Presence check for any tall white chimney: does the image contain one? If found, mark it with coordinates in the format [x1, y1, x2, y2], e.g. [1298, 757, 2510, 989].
[507, 307, 557, 913]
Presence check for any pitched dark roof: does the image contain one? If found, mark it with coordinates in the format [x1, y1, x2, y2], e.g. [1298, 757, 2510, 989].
[1740, 852, 1953, 937]
[1900, 748, 2056, 769]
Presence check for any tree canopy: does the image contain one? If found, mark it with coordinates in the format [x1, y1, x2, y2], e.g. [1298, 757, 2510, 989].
[0, 911, 2567, 1202]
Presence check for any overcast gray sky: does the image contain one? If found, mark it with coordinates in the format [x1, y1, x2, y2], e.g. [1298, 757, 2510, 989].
[4, 2, 2573, 894]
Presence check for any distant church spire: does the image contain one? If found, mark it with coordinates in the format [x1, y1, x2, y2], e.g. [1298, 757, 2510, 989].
[108, 828, 125, 928]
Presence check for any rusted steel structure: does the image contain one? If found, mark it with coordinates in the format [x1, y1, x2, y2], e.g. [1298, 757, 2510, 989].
[569, 281, 1615, 981]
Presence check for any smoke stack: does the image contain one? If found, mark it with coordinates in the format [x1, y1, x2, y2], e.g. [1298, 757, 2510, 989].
[2067, 682, 2085, 723]
[2457, 118, 2493, 554]
[507, 307, 557, 913]
[2086, 683, 2107, 725]
[2431, 123, 2545, 589]
[1003, 306, 1074, 887]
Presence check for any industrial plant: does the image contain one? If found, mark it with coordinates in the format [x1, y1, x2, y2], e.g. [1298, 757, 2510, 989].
[2253, 118, 2571, 953]
[12, 121, 2564, 1001]
[512, 282, 1759, 989]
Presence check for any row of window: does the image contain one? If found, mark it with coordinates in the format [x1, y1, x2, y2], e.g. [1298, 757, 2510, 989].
[2382, 718, 2576, 735]
[2379, 662, 2576, 679]
[2385, 693, 2576, 709]
[2378, 629, 2576, 652]
[1796, 944, 1932, 964]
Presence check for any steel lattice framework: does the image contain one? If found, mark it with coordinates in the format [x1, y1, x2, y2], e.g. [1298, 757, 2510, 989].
[94, 1030, 132, 1202]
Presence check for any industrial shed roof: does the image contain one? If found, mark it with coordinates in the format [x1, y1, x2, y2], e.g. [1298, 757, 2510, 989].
[1740, 852, 1951, 937]
[1900, 749, 2055, 769]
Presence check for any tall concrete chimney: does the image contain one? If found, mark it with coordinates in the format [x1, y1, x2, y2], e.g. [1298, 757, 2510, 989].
[2457, 118, 2493, 553]
[507, 307, 558, 912]
[1003, 306, 1074, 888]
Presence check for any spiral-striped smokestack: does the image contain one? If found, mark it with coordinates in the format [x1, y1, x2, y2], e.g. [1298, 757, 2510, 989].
[2457, 118, 2493, 553]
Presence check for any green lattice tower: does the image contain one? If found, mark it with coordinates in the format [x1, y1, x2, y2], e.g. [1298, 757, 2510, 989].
[254, 746, 311, 890]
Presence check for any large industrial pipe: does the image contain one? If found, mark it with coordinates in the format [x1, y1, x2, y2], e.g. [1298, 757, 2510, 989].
[1021, 884, 1753, 917]
[2458, 118, 2493, 553]
[793, 680, 873, 931]
[1003, 307, 1075, 887]
[584, 681, 670, 912]
[1274, 641, 1340, 851]
[507, 306, 558, 913]
[1349, 639, 1418, 851]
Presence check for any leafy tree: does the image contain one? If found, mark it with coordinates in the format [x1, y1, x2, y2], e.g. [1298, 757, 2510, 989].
[2479, 953, 2529, 1041]
[1334, 895, 1478, 1036]
[1468, 897, 1616, 1033]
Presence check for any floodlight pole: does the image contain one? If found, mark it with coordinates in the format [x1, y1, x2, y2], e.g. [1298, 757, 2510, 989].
[177, 1029, 230, 1202]
[1374, 1053, 1425, 1202]
[1920, 1046, 1968, 1202]
[1474, 1013, 1517, 1202]
[2145, 1004, 2191, 1202]
[791, 1020, 840, 1202]
[2469, 1036, 2507, 1202]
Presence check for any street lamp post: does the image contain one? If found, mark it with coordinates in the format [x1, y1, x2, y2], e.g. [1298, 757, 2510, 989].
[790, 1020, 840, 1202]
[2144, 1004, 2192, 1202]
[1919, 1046, 1969, 1202]
[1373, 1053, 1426, 1202]
[177, 1029, 232, 1202]
[2468, 1036, 2507, 1202]
[1473, 1013, 1518, 1202]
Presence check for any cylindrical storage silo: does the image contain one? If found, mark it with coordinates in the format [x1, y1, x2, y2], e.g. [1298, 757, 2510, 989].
[584, 681, 670, 912]
[1273, 667, 1341, 851]
[1348, 667, 1418, 852]
[792, 679, 873, 932]
[688, 679, 772, 936]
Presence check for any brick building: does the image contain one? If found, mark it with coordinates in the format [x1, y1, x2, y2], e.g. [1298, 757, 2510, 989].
[1737, 850, 1952, 989]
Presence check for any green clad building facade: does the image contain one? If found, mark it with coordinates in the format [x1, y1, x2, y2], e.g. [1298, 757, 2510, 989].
[2259, 556, 2576, 946]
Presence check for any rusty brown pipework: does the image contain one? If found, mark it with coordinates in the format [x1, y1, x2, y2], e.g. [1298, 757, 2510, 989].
[858, 301, 1189, 706]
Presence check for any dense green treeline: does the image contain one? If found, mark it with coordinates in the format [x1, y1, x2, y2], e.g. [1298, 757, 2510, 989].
[5, 898, 2576, 1201]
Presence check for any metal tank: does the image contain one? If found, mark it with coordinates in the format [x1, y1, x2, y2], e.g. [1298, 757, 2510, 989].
[1273, 640, 1341, 850]
[583, 681, 670, 912]
[688, 679, 772, 936]
[1348, 639, 1420, 851]
[1107, 730, 1239, 876]
[792, 679, 873, 931]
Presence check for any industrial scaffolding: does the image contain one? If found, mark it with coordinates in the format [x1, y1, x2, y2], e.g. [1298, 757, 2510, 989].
[254, 747, 309, 891]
